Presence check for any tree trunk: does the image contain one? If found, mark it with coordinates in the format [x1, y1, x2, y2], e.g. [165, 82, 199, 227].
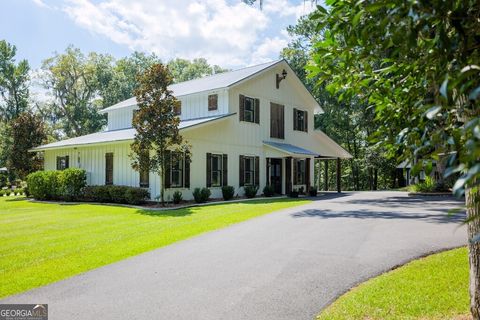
[466, 185, 480, 319]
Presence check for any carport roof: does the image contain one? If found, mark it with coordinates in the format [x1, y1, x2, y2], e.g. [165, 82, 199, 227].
[263, 141, 319, 156]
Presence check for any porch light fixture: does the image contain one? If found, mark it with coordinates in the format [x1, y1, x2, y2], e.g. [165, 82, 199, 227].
[276, 69, 287, 89]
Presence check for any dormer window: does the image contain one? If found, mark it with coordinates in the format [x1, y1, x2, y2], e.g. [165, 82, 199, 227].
[239, 94, 260, 124]
[208, 94, 218, 111]
[174, 101, 182, 116]
[293, 108, 308, 132]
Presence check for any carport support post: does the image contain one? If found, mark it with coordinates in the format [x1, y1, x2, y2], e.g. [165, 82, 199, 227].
[336, 158, 341, 193]
[324, 160, 329, 191]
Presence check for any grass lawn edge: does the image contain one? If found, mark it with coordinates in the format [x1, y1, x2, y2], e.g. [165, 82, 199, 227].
[317, 246, 470, 320]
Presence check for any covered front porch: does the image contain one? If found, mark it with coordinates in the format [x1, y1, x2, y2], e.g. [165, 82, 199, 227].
[263, 141, 344, 195]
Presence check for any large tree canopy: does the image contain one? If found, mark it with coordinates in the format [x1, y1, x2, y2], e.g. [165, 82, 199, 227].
[308, 0, 479, 316]
[0, 40, 30, 122]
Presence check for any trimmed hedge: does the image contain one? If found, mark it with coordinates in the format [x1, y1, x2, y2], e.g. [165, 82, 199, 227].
[82, 185, 150, 205]
[192, 187, 211, 203]
[26, 169, 148, 205]
[221, 186, 235, 201]
[244, 185, 259, 198]
[26, 170, 61, 200]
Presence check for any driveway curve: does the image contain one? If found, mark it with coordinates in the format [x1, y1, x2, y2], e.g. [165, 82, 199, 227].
[2, 191, 466, 320]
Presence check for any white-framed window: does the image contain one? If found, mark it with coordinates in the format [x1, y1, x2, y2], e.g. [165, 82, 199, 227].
[244, 97, 255, 123]
[244, 156, 255, 186]
[171, 156, 184, 187]
[211, 154, 223, 187]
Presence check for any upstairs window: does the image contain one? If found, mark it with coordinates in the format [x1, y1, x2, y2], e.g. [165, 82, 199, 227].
[208, 94, 218, 111]
[56, 156, 69, 170]
[174, 101, 182, 116]
[293, 108, 308, 132]
[270, 102, 285, 139]
[239, 95, 260, 124]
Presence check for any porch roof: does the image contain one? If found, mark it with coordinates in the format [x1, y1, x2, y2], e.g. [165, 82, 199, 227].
[263, 141, 319, 157]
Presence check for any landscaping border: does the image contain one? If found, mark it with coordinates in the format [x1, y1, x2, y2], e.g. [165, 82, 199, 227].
[28, 195, 294, 211]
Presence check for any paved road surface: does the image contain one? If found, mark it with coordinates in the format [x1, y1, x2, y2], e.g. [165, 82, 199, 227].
[2, 191, 467, 320]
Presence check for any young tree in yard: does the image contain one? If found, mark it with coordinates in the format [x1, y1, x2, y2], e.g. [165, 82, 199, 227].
[0, 40, 30, 122]
[309, 1, 479, 317]
[130, 64, 190, 205]
[5, 112, 47, 179]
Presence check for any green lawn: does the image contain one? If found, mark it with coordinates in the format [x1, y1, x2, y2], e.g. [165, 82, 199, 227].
[0, 196, 309, 298]
[317, 247, 470, 320]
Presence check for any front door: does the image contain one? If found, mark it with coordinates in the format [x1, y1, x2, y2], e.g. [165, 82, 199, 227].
[269, 158, 282, 194]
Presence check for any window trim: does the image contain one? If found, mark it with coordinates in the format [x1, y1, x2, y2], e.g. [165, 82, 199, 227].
[244, 97, 255, 123]
[210, 153, 223, 187]
[139, 151, 149, 188]
[174, 101, 182, 116]
[105, 153, 114, 185]
[208, 94, 218, 111]
[243, 156, 255, 186]
[294, 109, 308, 132]
[170, 155, 185, 188]
[56, 156, 69, 171]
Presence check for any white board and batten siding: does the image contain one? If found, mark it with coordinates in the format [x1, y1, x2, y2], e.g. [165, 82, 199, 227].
[107, 89, 229, 131]
[44, 143, 161, 199]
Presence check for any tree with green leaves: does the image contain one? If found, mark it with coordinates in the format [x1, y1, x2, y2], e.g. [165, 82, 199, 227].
[5, 112, 47, 179]
[130, 63, 190, 205]
[41, 46, 105, 137]
[309, 0, 480, 316]
[167, 58, 229, 83]
[0, 40, 30, 122]
[281, 15, 396, 191]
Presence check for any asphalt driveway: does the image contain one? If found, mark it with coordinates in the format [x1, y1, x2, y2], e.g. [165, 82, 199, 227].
[2, 191, 466, 320]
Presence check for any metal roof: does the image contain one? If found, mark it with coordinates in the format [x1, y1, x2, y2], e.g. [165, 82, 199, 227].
[263, 141, 319, 156]
[32, 114, 235, 151]
[100, 60, 282, 113]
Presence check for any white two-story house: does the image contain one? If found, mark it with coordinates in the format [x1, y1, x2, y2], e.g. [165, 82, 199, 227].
[32, 60, 351, 200]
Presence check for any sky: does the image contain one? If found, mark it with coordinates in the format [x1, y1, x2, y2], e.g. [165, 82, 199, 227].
[1, 0, 318, 70]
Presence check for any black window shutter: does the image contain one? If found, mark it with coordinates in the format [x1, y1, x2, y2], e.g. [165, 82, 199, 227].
[184, 154, 190, 188]
[280, 105, 285, 139]
[239, 155, 245, 187]
[293, 159, 298, 185]
[65, 156, 69, 168]
[254, 98, 260, 124]
[270, 103, 275, 138]
[306, 158, 311, 191]
[304, 111, 308, 132]
[293, 108, 298, 130]
[56, 157, 60, 170]
[254, 156, 260, 186]
[222, 154, 228, 186]
[206, 153, 212, 187]
[239, 95, 245, 121]
[164, 151, 171, 188]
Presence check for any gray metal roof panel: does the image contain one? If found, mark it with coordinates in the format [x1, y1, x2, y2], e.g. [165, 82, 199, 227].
[32, 114, 234, 151]
[263, 141, 319, 156]
[100, 60, 282, 113]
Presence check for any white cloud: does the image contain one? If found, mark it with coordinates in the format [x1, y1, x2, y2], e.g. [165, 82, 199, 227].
[31, 0, 49, 8]
[62, 0, 312, 67]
